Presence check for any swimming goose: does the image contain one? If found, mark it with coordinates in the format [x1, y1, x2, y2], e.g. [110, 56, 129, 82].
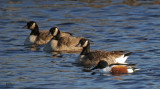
[76, 38, 132, 68]
[91, 60, 140, 75]
[43, 27, 84, 52]
[23, 21, 72, 46]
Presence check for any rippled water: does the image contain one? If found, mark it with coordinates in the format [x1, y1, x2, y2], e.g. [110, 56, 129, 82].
[1, 0, 160, 89]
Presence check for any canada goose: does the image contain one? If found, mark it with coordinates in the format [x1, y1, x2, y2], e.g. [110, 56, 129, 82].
[91, 60, 140, 75]
[76, 38, 132, 68]
[23, 21, 72, 46]
[43, 27, 84, 52]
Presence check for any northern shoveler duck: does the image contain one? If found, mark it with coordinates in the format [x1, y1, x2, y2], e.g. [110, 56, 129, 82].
[91, 60, 140, 75]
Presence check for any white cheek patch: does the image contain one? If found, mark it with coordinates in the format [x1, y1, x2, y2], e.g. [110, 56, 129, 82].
[80, 55, 85, 59]
[53, 28, 59, 36]
[30, 23, 36, 29]
[83, 40, 88, 47]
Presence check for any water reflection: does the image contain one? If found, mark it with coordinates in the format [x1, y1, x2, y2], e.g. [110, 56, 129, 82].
[2, 0, 160, 12]
[51, 50, 81, 59]
[52, 51, 63, 58]
[24, 45, 40, 51]
[90, 70, 130, 77]
[123, 0, 160, 6]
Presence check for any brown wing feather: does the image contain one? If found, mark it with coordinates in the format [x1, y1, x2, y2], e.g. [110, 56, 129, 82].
[58, 37, 83, 47]
[61, 31, 72, 36]
[60, 31, 72, 37]
[81, 51, 126, 68]
[36, 30, 53, 45]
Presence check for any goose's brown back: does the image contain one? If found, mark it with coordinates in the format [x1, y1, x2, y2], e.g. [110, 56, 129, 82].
[81, 51, 126, 68]
[58, 37, 84, 47]
[35, 30, 53, 45]
[35, 30, 72, 45]
[60, 32, 72, 37]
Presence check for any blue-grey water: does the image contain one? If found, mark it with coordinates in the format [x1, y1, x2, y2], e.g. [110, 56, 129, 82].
[1, 0, 160, 89]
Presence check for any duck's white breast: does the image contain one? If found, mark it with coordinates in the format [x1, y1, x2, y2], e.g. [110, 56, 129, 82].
[127, 69, 134, 73]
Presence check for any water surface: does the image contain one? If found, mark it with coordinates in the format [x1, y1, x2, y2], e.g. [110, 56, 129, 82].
[1, 0, 160, 89]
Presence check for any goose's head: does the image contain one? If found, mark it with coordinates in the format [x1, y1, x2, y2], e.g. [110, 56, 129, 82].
[76, 38, 89, 47]
[23, 21, 37, 30]
[49, 27, 60, 36]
